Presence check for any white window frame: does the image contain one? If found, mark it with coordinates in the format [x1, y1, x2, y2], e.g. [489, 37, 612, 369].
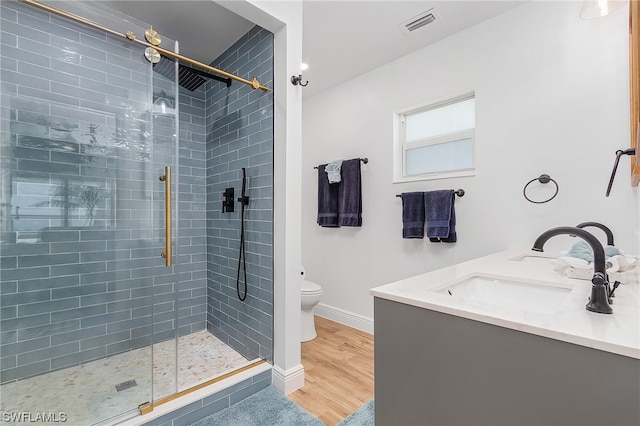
[393, 92, 476, 183]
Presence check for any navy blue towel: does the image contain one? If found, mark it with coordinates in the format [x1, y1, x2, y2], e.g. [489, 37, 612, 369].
[317, 164, 339, 227]
[401, 192, 425, 238]
[337, 158, 362, 227]
[424, 190, 456, 243]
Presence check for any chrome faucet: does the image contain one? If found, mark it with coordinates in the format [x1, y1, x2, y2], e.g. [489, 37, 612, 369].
[575, 222, 615, 246]
[532, 226, 612, 314]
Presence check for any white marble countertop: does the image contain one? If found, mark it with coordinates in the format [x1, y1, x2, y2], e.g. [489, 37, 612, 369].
[370, 250, 640, 359]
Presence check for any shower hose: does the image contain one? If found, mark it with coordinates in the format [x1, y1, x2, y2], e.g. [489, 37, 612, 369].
[236, 168, 248, 301]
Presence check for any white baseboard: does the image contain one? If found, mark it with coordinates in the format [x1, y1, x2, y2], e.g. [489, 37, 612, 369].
[315, 303, 374, 334]
[271, 363, 305, 395]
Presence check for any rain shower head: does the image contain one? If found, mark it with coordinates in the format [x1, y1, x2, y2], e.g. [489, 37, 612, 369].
[153, 55, 232, 92]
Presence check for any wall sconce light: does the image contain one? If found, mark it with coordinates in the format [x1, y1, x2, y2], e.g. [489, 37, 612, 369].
[291, 75, 309, 87]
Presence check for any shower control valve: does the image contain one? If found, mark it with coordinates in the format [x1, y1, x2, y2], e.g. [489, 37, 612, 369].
[222, 188, 235, 213]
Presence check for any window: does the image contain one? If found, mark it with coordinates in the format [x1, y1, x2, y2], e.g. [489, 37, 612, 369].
[394, 93, 475, 182]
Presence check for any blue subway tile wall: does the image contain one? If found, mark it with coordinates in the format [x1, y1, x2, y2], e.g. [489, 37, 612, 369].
[0, 1, 206, 383]
[175, 82, 208, 337]
[205, 27, 274, 362]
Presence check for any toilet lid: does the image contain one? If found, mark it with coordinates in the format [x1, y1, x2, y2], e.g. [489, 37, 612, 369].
[301, 280, 322, 294]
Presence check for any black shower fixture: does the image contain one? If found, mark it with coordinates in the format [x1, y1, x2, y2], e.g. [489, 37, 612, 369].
[236, 168, 250, 302]
[222, 188, 235, 213]
[153, 55, 232, 91]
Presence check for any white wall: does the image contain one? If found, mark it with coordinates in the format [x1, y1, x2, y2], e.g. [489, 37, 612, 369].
[301, 1, 637, 328]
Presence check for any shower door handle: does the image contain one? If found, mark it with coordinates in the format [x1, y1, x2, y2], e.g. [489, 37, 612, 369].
[159, 166, 172, 267]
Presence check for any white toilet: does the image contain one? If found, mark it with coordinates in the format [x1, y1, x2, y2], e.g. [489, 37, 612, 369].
[300, 268, 323, 342]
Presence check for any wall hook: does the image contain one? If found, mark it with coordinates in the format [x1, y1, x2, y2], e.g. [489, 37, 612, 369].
[291, 75, 309, 87]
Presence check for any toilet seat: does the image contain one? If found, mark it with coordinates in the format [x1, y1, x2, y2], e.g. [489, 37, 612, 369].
[300, 280, 322, 296]
[301, 280, 322, 295]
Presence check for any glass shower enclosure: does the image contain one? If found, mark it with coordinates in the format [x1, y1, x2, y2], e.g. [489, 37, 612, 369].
[0, 1, 254, 424]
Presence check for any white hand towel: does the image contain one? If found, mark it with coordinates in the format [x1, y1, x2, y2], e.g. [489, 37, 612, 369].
[325, 160, 343, 184]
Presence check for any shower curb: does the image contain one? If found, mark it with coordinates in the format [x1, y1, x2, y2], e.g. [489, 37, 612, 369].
[115, 361, 271, 426]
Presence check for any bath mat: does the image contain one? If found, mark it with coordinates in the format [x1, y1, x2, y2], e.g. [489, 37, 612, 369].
[188, 386, 323, 426]
[337, 399, 374, 426]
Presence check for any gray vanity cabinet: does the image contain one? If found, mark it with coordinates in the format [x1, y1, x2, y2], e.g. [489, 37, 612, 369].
[374, 297, 640, 426]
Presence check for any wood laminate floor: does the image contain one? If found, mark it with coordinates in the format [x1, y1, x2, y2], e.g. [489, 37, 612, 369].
[288, 316, 374, 426]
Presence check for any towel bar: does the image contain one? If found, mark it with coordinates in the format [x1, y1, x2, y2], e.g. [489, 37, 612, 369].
[314, 158, 368, 169]
[522, 174, 558, 204]
[396, 189, 465, 198]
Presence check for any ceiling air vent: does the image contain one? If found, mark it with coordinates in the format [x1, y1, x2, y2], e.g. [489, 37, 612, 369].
[399, 9, 439, 34]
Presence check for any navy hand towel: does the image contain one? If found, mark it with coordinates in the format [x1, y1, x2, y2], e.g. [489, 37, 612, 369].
[401, 192, 425, 238]
[337, 158, 362, 227]
[439, 200, 457, 243]
[317, 164, 339, 227]
[424, 190, 456, 243]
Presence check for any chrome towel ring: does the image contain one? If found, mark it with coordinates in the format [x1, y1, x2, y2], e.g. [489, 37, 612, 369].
[523, 174, 559, 204]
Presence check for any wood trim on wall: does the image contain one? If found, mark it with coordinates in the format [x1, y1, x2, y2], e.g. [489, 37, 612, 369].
[631, 0, 640, 186]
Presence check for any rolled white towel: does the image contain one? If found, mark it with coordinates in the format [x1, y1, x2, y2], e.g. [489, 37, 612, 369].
[607, 255, 637, 272]
[551, 256, 589, 273]
[551, 255, 637, 283]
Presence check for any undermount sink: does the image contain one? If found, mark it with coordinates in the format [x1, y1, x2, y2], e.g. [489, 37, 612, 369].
[436, 274, 572, 315]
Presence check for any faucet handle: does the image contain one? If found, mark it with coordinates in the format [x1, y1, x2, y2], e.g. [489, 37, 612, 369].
[608, 281, 621, 299]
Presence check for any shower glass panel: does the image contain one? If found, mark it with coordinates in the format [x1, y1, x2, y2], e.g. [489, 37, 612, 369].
[150, 47, 179, 403]
[0, 0, 274, 422]
[0, 1, 179, 424]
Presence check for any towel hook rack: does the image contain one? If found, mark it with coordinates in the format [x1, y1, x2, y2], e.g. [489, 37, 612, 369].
[395, 189, 465, 198]
[314, 158, 368, 169]
[523, 174, 559, 204]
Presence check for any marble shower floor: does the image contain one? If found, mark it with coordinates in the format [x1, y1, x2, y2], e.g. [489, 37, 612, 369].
[0, 330, 249, 426]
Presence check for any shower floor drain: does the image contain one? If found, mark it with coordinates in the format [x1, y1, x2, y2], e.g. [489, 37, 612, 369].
[115, 379, 137, 392]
